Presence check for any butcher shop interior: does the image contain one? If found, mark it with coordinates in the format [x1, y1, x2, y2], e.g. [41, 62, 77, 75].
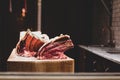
[0, 0, 120, 80]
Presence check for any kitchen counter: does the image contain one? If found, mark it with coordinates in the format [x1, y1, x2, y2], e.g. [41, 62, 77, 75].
[0, 72, 120, 80]
[79, 45, 120, 64]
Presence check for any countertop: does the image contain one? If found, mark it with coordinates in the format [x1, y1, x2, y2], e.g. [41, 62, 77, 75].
[0, 72, 120, 80]
[79, 45, 120, 64]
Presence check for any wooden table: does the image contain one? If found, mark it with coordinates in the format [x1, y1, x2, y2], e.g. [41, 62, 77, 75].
[7, 49, 74, 72]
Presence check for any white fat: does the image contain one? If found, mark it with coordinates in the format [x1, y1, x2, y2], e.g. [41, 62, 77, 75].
[50, 34, 70, 42]
[20, 30, 49, 43]
[38, 34, 70, 52]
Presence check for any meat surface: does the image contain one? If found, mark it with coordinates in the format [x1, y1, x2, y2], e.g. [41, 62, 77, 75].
[16, 29, 74, 59]
[36, 34, 74, 59]
[16, 29, 48, 57]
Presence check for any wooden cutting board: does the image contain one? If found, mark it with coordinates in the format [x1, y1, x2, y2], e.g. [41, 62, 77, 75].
[7, 49, 74, 72]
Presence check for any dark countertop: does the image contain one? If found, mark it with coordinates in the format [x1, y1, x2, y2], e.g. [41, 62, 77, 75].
[79, 45, 120, 64]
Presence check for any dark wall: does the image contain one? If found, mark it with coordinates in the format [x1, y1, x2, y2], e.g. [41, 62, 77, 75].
[0, 0, 12, 71]
[0, 0, 37, 71]
[42, 0, 93, 45]
[41, 0, 94, 72]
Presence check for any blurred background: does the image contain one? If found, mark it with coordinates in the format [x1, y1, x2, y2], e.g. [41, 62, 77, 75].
[0, 0, 113, 72]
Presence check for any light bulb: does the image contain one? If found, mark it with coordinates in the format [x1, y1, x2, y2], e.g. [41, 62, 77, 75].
[22, 8, 26, 17]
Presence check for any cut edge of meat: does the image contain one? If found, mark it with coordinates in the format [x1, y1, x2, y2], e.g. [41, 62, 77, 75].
[36, 34, 74, 60]
[16, 29, 48, 57]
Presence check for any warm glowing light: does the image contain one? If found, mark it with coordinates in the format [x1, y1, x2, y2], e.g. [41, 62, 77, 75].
[22, 8, 26, 17]
[22, 8, 26, 13]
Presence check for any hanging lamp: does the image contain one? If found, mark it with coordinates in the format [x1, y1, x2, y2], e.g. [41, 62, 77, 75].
[9, 0, 12, 13]
[22, 0, 27, 17]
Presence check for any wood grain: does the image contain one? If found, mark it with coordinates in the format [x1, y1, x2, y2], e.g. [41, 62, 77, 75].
[7, 49, 74, 72]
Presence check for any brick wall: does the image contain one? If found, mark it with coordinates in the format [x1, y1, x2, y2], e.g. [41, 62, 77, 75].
[112, 0, 120, 48]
